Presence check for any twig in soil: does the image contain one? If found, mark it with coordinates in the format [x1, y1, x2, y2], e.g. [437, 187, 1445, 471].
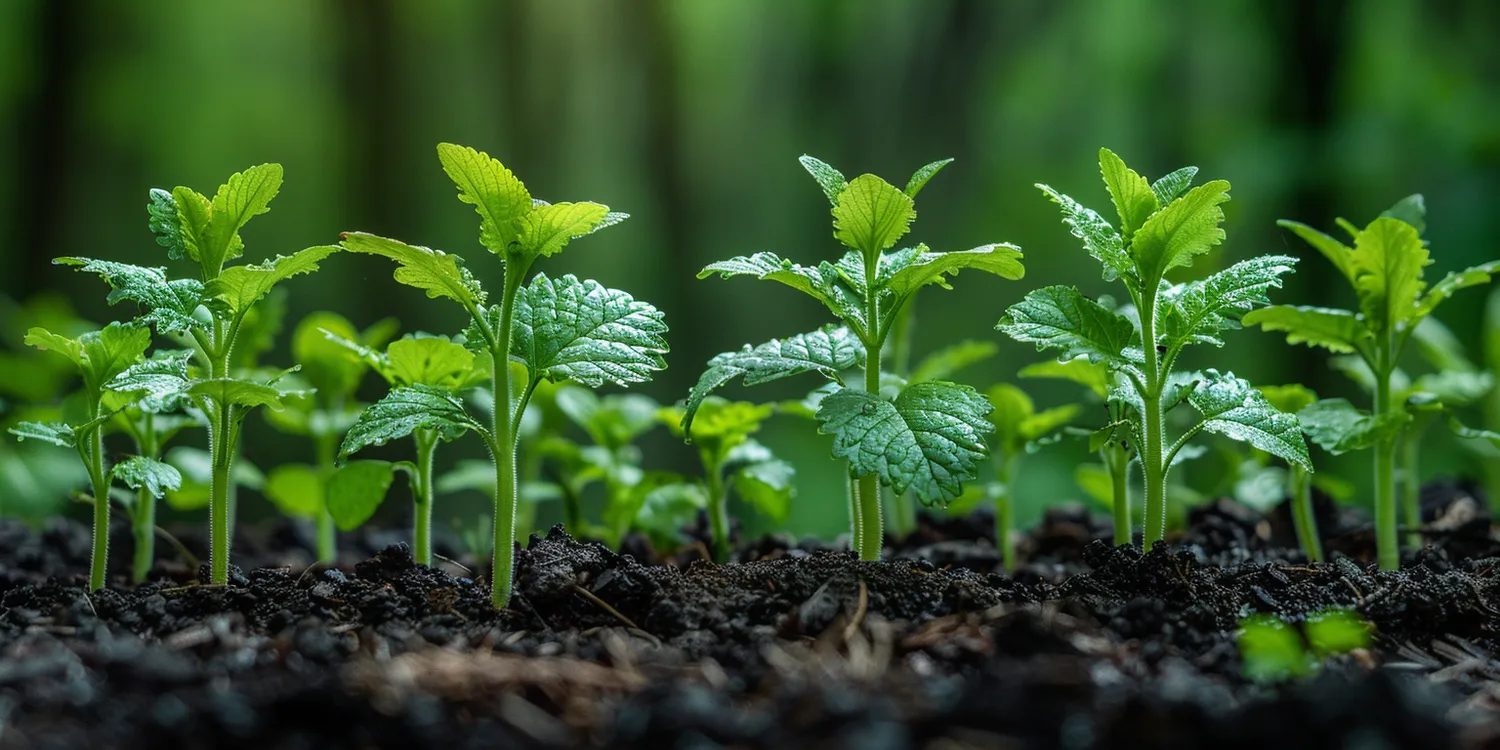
[154, 525, 200, 570]
[843, 580, 869, 643]
[570, 585, 641, 631]
[79, 591, 98, 618]
[295, 561, 326, 588]
[433, 552, 472, 575]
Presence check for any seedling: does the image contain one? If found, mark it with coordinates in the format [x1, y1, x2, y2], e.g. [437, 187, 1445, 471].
[1238, 609, 1371, 684]
[662, 397, 794, 562]
[976, 384, 1080, 570]
[687, 156, 1022, 560]
[1000, 148, 1311, 550]
[263, 312, 395, 561]
[340, 144, 667, 607]
[1246, 195, 1500, 569]
[9, 323, 183, 589]
[1256, 385, 1325, 562]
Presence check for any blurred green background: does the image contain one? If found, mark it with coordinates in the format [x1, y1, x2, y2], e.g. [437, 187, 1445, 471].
[2, 0, 1498, 540]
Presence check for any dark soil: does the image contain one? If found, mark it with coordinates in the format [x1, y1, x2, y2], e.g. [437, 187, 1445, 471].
[4, 484, 1500, 749]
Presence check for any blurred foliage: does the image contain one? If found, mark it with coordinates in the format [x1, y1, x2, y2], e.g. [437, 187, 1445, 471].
[1, 0, 1498, 537]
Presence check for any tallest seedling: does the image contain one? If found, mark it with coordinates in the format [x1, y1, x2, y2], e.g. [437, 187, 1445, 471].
[999, 149, 1311, 548]
[341, 144, 667, 607]
[686, 156, 1023, 559]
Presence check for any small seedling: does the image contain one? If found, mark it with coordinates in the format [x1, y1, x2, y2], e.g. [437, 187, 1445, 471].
[1000, 148, 1311, 550]
[662, 397, 794, 562]
[1255, 384, 1325, 562]
[1246, 195, 1500, 569]
[340, 144, 667, 607]
[1238, 609, 1372, 684]
[688, 155, 1022, 560]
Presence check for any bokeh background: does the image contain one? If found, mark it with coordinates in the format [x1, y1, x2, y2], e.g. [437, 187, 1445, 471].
[2, 0, 1498, 540]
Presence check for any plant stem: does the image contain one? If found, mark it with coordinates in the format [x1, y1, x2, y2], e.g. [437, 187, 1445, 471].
[888, 488, 914, 537]
[994, 455, 1018, 571]
[314, 430, 338, 563]
[1105, 446, 1131, 546]
[81, 394, 110, 590]
[1139, 290, 1167, 548]
[1400, 431, 1423, 550]
[560, 479, 584, 535]
[488, 265, 524, 608]
[1289, 465, 1323, 563]
[131, 413, 158, 584]
[854, 342, 884, 560]
[846, 474, 862, 553]
[705, 453, 730, 563]
[1373, 363, 1399, 570]
[208, 405, 232, 584]
[412, 429, 438, 566]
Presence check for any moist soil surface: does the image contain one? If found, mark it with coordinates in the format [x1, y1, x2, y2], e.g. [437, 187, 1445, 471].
[4, 482, 1500, 749]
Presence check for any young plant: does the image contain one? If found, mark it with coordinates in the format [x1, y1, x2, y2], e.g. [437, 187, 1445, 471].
[687, 156, 1022, 560]
[662, 397, 794, 562]
[262, 312, 395, 561]
[999, 148, 1311, 550]
[977, 384, 1080, 571]
[1238, 609, 1372, 684]
[9, 322, 183, 589]
[340, 143, 667, 607]
[1257, 384, 1324, 562]
[1245, 195, 1500, 569]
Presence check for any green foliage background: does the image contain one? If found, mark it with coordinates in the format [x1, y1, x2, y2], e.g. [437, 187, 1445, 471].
[1, 0, 1498, 538]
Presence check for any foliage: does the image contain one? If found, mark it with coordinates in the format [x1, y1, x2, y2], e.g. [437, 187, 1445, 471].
[1238, 609, 1372, 684]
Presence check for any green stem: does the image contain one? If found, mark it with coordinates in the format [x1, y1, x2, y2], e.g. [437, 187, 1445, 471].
[560, 478, 584, 534]
[1400, 431, 1422, 551]
[81, 396, 110, 590]
[488, 262, 526, 608]
[314, 430, 338, 564]
[1139, 289, 1168, 549]
[1374, 365, 1399, 570]
[854, 345, 884, 561]
[1105, 446, 1131, 546]
[1289, 466, 1323, 563]
[846, 474, 862, 553]
[888, 488, 913, 537]
[131, 413, 158, 584]
[705, 455, 730, 563]
[208, 405, 232, 584]
[412, 429, 438, 566]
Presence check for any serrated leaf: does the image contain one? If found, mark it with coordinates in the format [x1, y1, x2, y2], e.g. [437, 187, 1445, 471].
[437, 143, 531, 253]
[1349, 217, 1430, 329]
[111, 455, 182, 499]
[1150, 166, 1198, 205]
[1189, 370, 1311, 470]
[147, 188, 188, 260]
[1018, 355, 1110, 399]
[1131, 179, 1231, 283]
[55, 257, 204, 333]
[997, 285, 1136, 366]
[187, 378, 289, 410]
[799, 155, 847, 205]
[76, 323, 153, 395]
[1243, 305, 1369, 354]
[340, 384, 483, 460]
[1037, 184, 1130, 282]
[172, 186, 213, 266]
[510, 273, 667, 389]
[832, 174, 916, 254]
[340, 232, 485, 308]
[386, 337, 477, 390]
[904, 158, 953, 198]
[684, 326, 863, 429]
[1415, 261, 1500, 320]
[1098, 148, 1158, 237]
[326, 460, 397, 531]
[208, 245, 339, 317]
[1278, 220, 1358, 285]
[697, 251, 864, 327]
[107, 350, 193, 411]
[816, 381, 993, 505]
[1162, 255, 1298, 348]
[515, 200, 619, 259]
[264, 464, 323, 519]
[909, 340, 997, 383]
[881, 243, 1025, 300]
[9, 421, 75, 447]
[1381, 194, 1426, 235]
[204, 164, 283, 273]
[1298, 398, 1410, 455]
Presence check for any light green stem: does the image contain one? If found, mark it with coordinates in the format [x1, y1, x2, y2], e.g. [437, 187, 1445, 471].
[1400, 432, 1422, 550]
[854, 343, 884, 560]
[1374, 367, 1399, 570]
[1140, 290, 1168, 548]
[488, 264, 525, 608]
[314, 430, 338, 563]
[131, 413, 158, 584]
[82, 400, 110, 591]
[846, 474, 862, 553]
[1289, 466, 1322, 563]
[208, 406, 232, 584]
[412, 429, 438, 566]
[1105, 446, 1131, 546]
[705, 454, 731, 563]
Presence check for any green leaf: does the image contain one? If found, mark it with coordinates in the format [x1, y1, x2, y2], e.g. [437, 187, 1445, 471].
[1189, 370, 1311, 470]
[515, 201, 622, 259]
[1350, 217, 1430, 329]
[1150, 166, 1198, 206]
[881, 244, 1025, 300]
[1258, 384, 1318, 416]
[1242, 305, 1369, 355]
[909, 340, 997, 383]
[161, 446, 262, 511]
[903, 158, 953, 198]
[171, 186, 213, 267]
[509, 273, 668, 389]
[81, 323, 153, 394]
[1410, 317, 1475, 373]
[697, 251, 864, 328]
[985, 383, 1034, 455]
[9, 421, 75, 447]
[1022, 404, 1082, 443]
[1037, 184, 1130, 282]
[832, 174, 916, 255]
[340, 384, 484, 460]
[1018, 355, 1110, 399]
[555, 387, 661, 451]
[187, 378, 292, 410]
[816, 381, 993, 505]
[633, 479, 709, 547]
[208, 245, 339, 317]
[387, 337, 478, 390]
[798, 155, 847, 205]
[1415, 261, 1500, 320]
[1278, 220, 1359, 285]
[1446, 414, 1500, 448]
[291, 311, 367, 400]
[147, 188, 189, 261]
[1412, 370, 1493, 406]
[264, 464, 323, 519]
[684, 325, 863, 429]
[107, 350, 193, 411]
[436, 142, 531, 253]
[1305, 609, 1372, 659]
[326, 460, 397, 531]
[1131, 179, 1231, 282]
[997, 285, 1136, 366]
[55, 257, 204, 333]
[1098, 148, 1158, 237]
[23, 326, 85, 369]
[1380, 194, 1426, 235]
[340, 232, 485, 309]
[204, 164, 284, 273]
[1161, 255, 1298, 348]
[1075, 463, 1115, 510]
[676, 397, 773, 449]
[1298, 398, 1410, 455]
[1239, 614, 1313, 683]
[725, 439, 793, 523]
[111, 455, 182, 499]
